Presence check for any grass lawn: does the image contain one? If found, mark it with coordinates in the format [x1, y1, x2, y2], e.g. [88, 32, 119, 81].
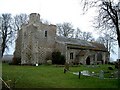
[2, 63, 119, 88]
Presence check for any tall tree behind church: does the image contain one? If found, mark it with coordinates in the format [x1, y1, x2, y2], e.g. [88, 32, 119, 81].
[81, 0, 120, 48]
[75, 28, 95, 41]
[96, 31, 117, 54]
[0, 13, 28, 56]
[57, 22, 75, 38]
[0, 14, 13, 56]
[13, 14, 28, 31]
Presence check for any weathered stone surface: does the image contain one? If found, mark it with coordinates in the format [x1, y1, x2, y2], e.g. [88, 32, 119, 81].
[99, 70, 104, 79]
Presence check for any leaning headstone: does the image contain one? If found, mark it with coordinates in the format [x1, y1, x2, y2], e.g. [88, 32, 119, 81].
[64, 62, 69, 73]
[64, 62, 69, 71]
[64, 68, 67, 73]
[99, 70, 104, 79]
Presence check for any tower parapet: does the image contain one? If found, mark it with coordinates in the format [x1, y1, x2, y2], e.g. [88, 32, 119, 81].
[29, 13, 40, 24]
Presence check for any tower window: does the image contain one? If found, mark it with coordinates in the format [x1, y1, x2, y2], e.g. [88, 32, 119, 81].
[70, 53, 73, 59]
[45, 31, 47, 37]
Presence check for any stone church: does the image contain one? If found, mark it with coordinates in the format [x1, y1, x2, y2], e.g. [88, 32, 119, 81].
[14, 13, 109, 65]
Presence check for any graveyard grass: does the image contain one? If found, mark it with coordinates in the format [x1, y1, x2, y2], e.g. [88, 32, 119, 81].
[2, 63, 118, 88]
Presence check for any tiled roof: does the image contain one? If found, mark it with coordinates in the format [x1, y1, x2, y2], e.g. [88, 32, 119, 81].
[56, 36, 107, 51]
[90, 42, 107, 51]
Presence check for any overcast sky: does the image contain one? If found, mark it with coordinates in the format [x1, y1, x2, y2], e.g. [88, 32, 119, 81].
[0, 0, 118, 61]
[0, 0, 97, 33]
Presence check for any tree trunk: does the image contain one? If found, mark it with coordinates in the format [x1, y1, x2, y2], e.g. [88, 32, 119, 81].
[1, 41, 6, 57]
[118, 47, 120, 59]
[1, 35, 7, 57]
[116, 26, 120, 48]
[116, 24, 120, 59]
[117, 34, 120, 48]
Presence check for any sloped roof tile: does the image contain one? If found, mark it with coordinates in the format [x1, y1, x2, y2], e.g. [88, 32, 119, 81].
[56, 36, 107, 51]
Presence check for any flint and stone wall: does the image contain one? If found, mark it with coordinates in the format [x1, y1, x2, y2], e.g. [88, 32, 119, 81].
[14, 13, 109, 65]
[14, 13, 56, 64]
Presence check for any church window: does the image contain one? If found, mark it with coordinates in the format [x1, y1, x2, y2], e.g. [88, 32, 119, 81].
[45, 31, 47, 37]
[70, 52, 73, 59]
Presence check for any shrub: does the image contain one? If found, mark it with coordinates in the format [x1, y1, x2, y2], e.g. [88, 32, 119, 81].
[60, 55, 65, 65]
[52, 51, 65, 65]
[52, 51, 61, 64]
[12, 57, 21, 65]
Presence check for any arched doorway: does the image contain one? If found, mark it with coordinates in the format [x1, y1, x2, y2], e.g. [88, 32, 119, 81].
[86, 56, 90, 65]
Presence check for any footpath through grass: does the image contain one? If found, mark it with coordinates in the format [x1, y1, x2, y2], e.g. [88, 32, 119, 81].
[2, 63, 119, 88]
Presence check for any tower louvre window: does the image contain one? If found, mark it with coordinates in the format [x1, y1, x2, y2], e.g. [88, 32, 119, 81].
[70, 52, 73, 59]
[45, 31, 47, 37]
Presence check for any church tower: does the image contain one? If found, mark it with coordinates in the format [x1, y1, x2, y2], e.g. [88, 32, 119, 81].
[14, 13, 57, 65]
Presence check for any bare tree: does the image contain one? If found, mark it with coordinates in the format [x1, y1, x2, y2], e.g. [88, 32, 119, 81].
[81, 0, 120, 48]
[75, 28, 82, 38]
[80, 31, 95, 41]
[96, 31, 117, 53]
[13, 14, 28, 31]
[0, 14, 14, 56]
[75, 28, 95, 41]
[57, 22, 75, 38]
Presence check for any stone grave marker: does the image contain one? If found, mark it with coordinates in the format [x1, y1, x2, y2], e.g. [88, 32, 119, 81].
[64, 62, 69, 73]
[99, 70, 104, 79]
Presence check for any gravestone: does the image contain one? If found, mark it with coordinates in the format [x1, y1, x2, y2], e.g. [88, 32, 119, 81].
[114, 71, 118, 78]
[64, 62, 69, 73]
[64, 62, 69, 71]
[99, 70, 104, 79]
